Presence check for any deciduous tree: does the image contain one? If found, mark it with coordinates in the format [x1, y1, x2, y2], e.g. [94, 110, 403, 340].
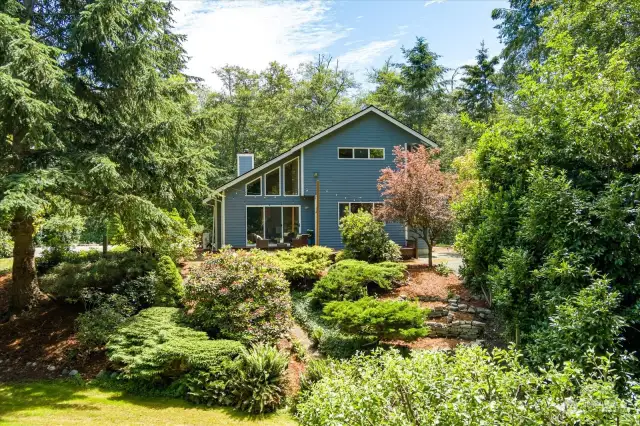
[377, 145, 457, 266]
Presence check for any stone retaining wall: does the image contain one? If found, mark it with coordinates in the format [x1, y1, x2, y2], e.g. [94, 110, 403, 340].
[423, 296, 492, 340]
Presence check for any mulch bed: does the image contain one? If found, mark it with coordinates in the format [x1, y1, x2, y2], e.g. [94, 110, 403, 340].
[0, 273, 108, 382]
[385, 337, 464, 351]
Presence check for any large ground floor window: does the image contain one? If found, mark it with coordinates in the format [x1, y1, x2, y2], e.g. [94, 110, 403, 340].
[246, 206, 301, 244]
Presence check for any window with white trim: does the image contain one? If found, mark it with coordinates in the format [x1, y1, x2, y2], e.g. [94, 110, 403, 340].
[283, 158, 299, 196]
[245, 177, 261, 196]
[338, 147, 385, 159]
[338, 202, 384, 221]
[246, 206, 300, 244]
[265, 168, 280, 195]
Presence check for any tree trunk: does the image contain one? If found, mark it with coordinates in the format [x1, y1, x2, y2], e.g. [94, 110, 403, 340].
[427, 243, 433, 267]
[9, 211, 41, 312]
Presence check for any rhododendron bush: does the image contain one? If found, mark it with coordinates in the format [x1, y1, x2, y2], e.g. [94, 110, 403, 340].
[378, 145, 457, 266]
[184, 249, 292, 343]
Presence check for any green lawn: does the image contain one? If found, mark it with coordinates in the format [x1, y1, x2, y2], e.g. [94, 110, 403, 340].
[0, 381, 296, 426]
[0, 258, 11, 274]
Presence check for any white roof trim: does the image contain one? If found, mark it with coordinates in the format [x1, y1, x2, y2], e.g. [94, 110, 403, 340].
[208, 106, 437, 197]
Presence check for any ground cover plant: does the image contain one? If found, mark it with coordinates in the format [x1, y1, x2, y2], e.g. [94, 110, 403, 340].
[296, 346, 640, 425]
[184, 249, 292, 343]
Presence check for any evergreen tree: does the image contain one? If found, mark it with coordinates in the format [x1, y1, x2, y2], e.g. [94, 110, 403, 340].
[0, 0, 214, 313]
[458, 42, 499, 121]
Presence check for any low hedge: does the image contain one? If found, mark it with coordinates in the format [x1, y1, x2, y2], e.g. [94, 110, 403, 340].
[274, 246, 333, 286]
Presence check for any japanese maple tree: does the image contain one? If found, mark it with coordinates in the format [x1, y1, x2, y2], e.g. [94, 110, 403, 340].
[377, 145, 456, 266]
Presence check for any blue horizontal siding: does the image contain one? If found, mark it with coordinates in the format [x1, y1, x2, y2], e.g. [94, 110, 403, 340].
[224, 112, 423, 249]
[303, 113, 421, 248]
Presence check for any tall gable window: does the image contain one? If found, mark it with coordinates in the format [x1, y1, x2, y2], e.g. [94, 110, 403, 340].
[245, 177, 261, 196]
[265, 168, 280, 196]
[283, 158, 299, 196]
[338, 147, 385, 159]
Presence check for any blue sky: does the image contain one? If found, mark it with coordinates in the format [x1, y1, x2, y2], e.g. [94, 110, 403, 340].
[173, 0, 509, 89]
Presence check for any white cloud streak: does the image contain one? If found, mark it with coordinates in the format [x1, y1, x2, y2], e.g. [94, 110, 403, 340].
[424, 0, 447, 7]
[173, 0, 349, 88]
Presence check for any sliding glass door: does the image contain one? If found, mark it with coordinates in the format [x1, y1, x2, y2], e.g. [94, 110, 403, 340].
[246, 206, 300, 245]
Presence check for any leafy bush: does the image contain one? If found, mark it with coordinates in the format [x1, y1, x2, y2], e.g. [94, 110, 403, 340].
[40, 251, 155, 301]
[292, 291, 372, 359]
[525, 279, 629, 371]
[154, 255, 184, 306]
[228, 344, 288, 414]
[113, 275, 157, 311]
[309, 260, 406, 306]
[296, 346, 640, 425]
[76, 294, 134, 348]
[274, 246, 333, 286]
[0, 229, 12, 258]
[184, 249, 292, 343]
[339, 210, 401, 262]
[434, 262, 453, 276]
[299, 358, 331, 394]
[184, 359, 236, 406]
[323, 297, 429, 342]
[107, 307, 243, 381]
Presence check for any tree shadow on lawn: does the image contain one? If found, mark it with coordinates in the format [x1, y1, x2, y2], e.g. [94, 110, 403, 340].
[0, 380, 95, 418]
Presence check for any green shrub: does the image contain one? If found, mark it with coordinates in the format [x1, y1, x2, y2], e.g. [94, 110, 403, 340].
[299, 358, 332, 394]
[184, 359, 236, 406]
[154, 255, 184, 306]
[434, 262, 453, 276]
[0, 229, 13, 258]
[292, 291, 372, 359]
[76, 294, 134, 348]
[40, 251, 155, 301]
[106, 307, 243, 381]
[309, 260, 406, 306]
[525, 279, 629, 371]
[296, 346, 640, 425]
[228, 344, 288, 414]
[184, 249, 292, 343]
[274, 246, 333, 286]
[323, 297, 429, 342]
[113, 275, 157, 310]
[339, 210, 401, 262]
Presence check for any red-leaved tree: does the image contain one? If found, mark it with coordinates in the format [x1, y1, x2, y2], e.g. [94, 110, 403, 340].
[377, 145, 457, 266]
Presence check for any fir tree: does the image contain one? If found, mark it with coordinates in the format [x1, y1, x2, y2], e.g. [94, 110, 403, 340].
[458, 41, 499, 121]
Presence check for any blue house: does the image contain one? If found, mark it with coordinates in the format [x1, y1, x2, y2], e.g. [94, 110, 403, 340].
[204, 106, 437, 252]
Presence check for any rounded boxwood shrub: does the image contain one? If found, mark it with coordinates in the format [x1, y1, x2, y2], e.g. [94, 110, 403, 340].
[184, 249, 292, 343]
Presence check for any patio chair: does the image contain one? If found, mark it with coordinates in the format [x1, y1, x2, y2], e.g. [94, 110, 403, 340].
[255, 234, 269, 249]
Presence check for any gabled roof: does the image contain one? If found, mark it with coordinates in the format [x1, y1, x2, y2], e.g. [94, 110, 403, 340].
[204, 106, 437, 202]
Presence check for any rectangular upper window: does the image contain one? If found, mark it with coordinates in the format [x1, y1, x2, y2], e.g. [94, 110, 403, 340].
[338, 202, 384, 221]
[338, 147, 385, 160]
[245, 176, 261, 196]
[265, 168, 280, 196]
[283, 158, 299, 196]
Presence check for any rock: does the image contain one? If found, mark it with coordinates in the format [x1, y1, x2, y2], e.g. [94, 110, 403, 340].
[448, 299, 458, 304]
[62, 369, 69, 375]
[111, 372, 118, 379]
[69, 369, 79, 376]
[471, 321, 486, 327]
[47, 365, 56, 371]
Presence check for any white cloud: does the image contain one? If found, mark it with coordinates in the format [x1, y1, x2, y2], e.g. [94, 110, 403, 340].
[173, 1, 349, 88]
[338, 40, 398, 70]
[424, 0, 447, 7]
